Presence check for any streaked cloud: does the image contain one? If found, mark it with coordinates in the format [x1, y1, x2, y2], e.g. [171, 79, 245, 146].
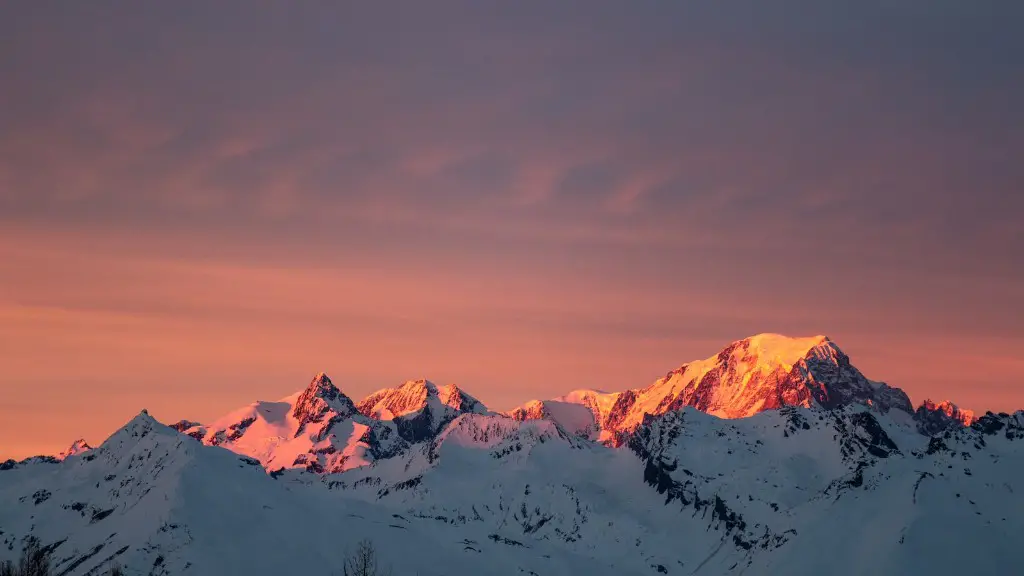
[1, 1, 1022, 457]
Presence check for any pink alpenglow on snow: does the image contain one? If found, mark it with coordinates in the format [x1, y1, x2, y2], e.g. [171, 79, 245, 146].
[160, 334, 988, 477]
[507, 334, 914, 445]
[57, 439, 92, 460]
[915, 398, 978, 436]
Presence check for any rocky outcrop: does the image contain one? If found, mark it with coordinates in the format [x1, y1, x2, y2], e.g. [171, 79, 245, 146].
[357, 379, 487, 443]
[914, 399, 976, 436]
[58, 439, 93, 460]
[293, 373, 359, 434]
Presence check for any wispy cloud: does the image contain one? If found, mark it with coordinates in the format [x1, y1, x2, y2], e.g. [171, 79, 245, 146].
[1, 1, 1022, 457]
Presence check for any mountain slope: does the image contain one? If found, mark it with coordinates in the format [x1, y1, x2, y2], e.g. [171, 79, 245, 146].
[306, 401, 1024, 575]
[4, 333, 1020, 575]
[629, 405, 1024, 574]
[503, 398, 602, 439]
[510, 334, 915, 445]
[357, 379, 488, 443]
[4, 400, 1021, 575]
[914, 399, 976, 435]
[0, 411, 642, 576]
[172, 373, 407, 474]
[57, 439, 92, 460]
[169, 374, 491, 475]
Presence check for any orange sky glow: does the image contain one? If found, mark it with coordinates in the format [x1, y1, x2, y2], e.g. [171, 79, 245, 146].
[1, 3, 1022, 458]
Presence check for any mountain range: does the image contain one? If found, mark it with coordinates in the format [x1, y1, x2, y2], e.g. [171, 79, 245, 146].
[1, 334, 1020, 575]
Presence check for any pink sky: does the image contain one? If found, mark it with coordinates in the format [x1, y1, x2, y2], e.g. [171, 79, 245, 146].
[3, 227, 1021, 459]
[1, 2, 1022, 458]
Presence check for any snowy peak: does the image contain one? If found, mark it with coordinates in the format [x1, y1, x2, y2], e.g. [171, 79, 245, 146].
[57, 438, 93, 460]
[504, 400, 547, 421]
[513, 334, 914, 445]
[739, 333, 835, 366]
[120, 409, 161, 433]
[358, 379, 438, 419]
[97, 409, 179, 457]
[636, 333, 914, 418]
[169, 374, 406, 474]
[292, 372, 358, 427]
[503, 397, 604, 440]
[915, 399, 976, 435]
[356, 379, 487, 443]
[357, 379, 485, 419]
[165, 373, 491, 477]
[301, 371, 338, 397]
[436, 382, 486, 414]
[711, 333, 840, 380]
[920, 399, 975, 424]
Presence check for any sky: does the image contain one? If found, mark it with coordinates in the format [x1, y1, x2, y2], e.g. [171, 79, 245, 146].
[1, 2, 1022, 459]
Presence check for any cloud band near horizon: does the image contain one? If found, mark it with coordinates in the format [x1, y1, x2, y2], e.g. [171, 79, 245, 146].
[1, 1, 1021, 458]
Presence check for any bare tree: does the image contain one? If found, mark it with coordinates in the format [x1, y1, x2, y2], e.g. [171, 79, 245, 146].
[0, 541, 51, 576]
[342, 540, 390, 576]
[0, 544, 123, 576]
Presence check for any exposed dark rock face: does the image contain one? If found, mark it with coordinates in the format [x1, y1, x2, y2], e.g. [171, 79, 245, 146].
[914, 400, 975, 436]
[845, 412, 900, 459]
[626, 410, 794, 561]
[971, 411, 1024, 440]
[602, 390, 639, 446]
[170, 420, 201, 433]
[800, 346, 911, 414]
[293, 373, 359, 435]
[226, 417, 256, 441]
[394, 406, 438, 444]
[356, 379, 487, 444]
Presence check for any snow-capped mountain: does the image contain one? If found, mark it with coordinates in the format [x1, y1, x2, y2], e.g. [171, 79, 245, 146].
[58, 439, 93, 460]
[503, 390, 614, 440]
[914, 399, 977, 435]
[171, 373, 408, 474]
[357, 379, 488, 443]
[2, 333, 1020, 575]
[292, 400, 1024, 574]
[168, 374, 488, 476]
[0, 411, 620, 576]
[509, 334, 915, 445]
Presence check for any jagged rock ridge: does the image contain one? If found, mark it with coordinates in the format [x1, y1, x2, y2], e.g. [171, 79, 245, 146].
[915, 399, 976, 435]
[357, 379, 487, 443]
[509, 334, 918, 445]
[173, 373, 406, 474]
